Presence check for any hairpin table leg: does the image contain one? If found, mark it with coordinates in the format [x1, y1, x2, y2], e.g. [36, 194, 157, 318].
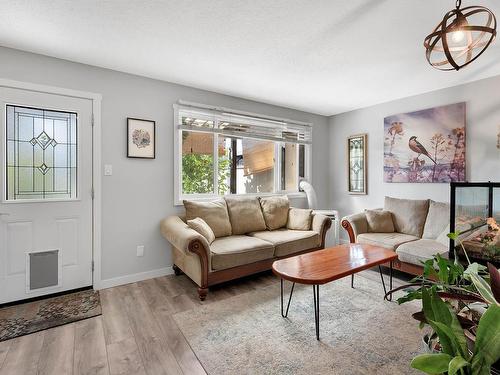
[280, 279, 295, 318]
[313, 284, 320, 340]
[379, 262, 394, 301]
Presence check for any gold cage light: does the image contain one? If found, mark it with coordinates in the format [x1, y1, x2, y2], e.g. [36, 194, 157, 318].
[424, 0, 497, 71]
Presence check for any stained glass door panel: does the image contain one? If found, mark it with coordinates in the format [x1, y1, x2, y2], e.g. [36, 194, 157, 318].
[6, 105, 77, 200]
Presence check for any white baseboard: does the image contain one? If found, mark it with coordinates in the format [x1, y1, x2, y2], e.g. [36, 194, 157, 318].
[97, 266, 174, 290]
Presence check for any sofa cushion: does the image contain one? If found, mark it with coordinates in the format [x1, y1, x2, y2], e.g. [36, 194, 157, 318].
[435, 225, 450, 247]
[357, 232, 419, 250]
[287, 208, 313, 231]
[384, 197, 429, 237]
[210, 235, 275, 271]
[187, 217, 216, 244]
[225, 196, 267, 235]
[259, 196, 290, 230]
[249, 229, 319, 257]
[184, 199, 232, 237]
[396, 239, 449, 266]
[365, 210, 395, 233]
[422, 200, 450, 240]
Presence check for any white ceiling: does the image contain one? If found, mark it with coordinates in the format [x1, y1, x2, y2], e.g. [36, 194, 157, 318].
[1, 0, 499, 116]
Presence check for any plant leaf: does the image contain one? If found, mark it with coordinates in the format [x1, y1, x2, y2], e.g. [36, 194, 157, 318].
[411, 353, 452, 374]
[397, 289, 422, 305]
[487, 263, 500, 304]
[430, 320, 467, 358]
[429, 289, 468, 357]
[471, 304, 500, 374]
[448, 355, 469, 375]
[447, 231, 460, 241]
[421, 287, 435, 322]
[436, 254, 450, 283]
[464, 263, 488, 279]
[469, 272, 498, 305]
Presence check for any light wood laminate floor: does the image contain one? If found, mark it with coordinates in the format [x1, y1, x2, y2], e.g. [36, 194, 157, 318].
[0, 271, 279, 375]
[0, 268, 405, 375]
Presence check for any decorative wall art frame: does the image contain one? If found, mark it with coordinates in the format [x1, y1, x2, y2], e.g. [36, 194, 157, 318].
[384, 102, 466, 183]
[347, 133, 367, 195]
[497, 126, 500, 149]
[127, 118, 155, 159]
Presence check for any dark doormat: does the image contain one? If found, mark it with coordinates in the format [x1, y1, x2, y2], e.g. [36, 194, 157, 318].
[0, 289, 101, 342]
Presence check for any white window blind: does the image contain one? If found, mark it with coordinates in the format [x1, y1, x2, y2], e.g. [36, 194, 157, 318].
[177, 103, 312, 145]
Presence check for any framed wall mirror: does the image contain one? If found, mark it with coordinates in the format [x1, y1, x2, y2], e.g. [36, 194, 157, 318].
[347, 134, 367, 195]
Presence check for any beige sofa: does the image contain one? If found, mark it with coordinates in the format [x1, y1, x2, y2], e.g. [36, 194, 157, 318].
[341, 197, 450, 276]
[161, 196, 332, 300]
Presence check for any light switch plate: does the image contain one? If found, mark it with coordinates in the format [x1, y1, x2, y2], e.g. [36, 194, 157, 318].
[104, 164, 113, 176]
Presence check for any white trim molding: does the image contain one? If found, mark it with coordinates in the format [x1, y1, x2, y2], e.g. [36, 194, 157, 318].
[99, 267, 174, 290]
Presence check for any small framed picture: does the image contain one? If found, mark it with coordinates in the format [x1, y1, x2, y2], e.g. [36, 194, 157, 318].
[127, 118, 155, 159]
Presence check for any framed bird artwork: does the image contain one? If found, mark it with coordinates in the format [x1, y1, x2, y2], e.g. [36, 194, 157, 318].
[383, 102, 466, 183]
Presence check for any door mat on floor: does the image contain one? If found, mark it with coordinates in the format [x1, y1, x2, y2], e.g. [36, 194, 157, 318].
[0, 289, 101, 342]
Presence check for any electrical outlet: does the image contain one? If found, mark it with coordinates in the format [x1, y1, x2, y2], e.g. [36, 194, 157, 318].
[136, 245, 144, 257]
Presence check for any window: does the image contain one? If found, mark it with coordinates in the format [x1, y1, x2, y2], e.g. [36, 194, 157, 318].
[175, 104, 311, 201]
[5, 105, 78, 201]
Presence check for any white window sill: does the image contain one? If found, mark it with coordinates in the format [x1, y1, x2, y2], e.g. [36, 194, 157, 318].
[174, 191, 306, 206]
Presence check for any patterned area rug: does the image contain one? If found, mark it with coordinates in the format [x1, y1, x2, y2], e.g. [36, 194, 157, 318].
[0, 289, 101, 342]
[174, 273, 424, 375]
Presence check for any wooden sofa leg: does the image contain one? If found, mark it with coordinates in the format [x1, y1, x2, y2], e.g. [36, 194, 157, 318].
[198, 287, 208, 301]
[173, 264, 183, 276]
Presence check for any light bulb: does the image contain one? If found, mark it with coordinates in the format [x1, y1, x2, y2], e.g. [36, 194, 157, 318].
[451, 30, 465, 43]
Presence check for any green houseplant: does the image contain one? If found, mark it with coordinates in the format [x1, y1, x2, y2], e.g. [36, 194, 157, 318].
[389, 232, 500, 375]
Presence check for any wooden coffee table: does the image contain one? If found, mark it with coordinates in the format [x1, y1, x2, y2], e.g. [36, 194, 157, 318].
[272, 243, 398, 340]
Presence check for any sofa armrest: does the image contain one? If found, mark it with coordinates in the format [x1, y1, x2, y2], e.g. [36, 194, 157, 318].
[160, 216, 210, 252]
[341, 212, 368, 243]
[312, 213, 332, 248]
[160, 216, 211, 272]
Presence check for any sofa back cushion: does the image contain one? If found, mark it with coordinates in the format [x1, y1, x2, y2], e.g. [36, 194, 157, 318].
[287, 208, 313, 230]
[365, 210, 395, 233]
[224, 196, 267, 235]
[384, 197, 429, 237]
[184, 199, 232, 237]
[259, 196, 290, 230]
[422, 200, 450, 240]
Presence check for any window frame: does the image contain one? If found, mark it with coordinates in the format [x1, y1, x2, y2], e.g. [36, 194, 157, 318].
[173, 103, 312, 205]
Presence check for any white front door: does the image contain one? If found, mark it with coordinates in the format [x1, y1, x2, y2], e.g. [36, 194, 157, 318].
[0, 86, 93, 304]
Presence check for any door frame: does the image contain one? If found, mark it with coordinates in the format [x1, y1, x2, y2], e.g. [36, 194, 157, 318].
[0, 78, 103, 290]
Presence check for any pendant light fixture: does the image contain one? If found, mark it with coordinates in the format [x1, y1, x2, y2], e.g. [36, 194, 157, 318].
[424, 0, 497, 71]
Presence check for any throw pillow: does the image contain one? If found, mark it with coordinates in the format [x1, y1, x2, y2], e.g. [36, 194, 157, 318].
[183, 199, 232, 237]
[224, 196, 267, 235]
[287, 208, 313, 231]
[365, 210, 395, 233]
[259, 196, 290, 230]
[187, 217, 216, 244]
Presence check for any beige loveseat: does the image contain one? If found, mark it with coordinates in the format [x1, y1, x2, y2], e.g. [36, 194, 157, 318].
[161, 196, 332, 300]
[341, 197, 450, 276]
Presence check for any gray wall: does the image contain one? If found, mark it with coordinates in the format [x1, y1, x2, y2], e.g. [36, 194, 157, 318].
[329, 75, 500, 242]
[0, 47, 330, 281]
